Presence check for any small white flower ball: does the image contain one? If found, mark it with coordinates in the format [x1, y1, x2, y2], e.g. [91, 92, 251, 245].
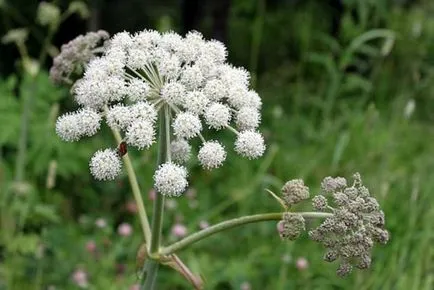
[226, 84, 252, 109]
[89, 149, 122, 180]
[73, 79, 105, 109]
[160, 82, 186, 106]
[126, 48, 151, 70]
[198, 141, 226, 169]
[106, 105, 133, 130]
[235, 131, 266, 159]
[203, 79, 227, 101]
[126, 78, 150, 102]
[204, 103, 231, 130]
[125, 119, 156, 149]
[154, 162, 188, 196]
[77, 108, 101, 137]
[245, 90, 262, 109]
[171, 139, 191, 164]
[184, 91, 209, 114]
[158, 54, 181, 80]
[55, 113, 82, 142]
[205, 40, 227, 64]
[219, 65, 250, 87]
[172, 112, 202, 139]
[181, 65, 204, 90]
[130, 101, 158, 123]
[235, 107, 260, 131]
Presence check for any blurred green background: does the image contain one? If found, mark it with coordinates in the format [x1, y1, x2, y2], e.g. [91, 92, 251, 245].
[1, 0, 434, 289]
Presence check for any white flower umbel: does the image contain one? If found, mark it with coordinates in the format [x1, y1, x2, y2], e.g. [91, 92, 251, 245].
[154, 162, 188, 196]
[54, 29, 266, 188]
[90, 149, 122, 180]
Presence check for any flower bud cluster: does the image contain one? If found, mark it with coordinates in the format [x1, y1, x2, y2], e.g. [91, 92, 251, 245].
[309, 173, 389, 277]
[277, 213, 305, 241]
[50, 30, 109, 85]
[281, 179, 310, 207]
[52, 29, 266, 195]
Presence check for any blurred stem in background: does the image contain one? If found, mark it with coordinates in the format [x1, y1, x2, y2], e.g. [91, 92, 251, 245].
[250, 0, 265, 88]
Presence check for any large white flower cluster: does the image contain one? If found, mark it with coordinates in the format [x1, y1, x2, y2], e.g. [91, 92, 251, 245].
[55, 29, 266, 196]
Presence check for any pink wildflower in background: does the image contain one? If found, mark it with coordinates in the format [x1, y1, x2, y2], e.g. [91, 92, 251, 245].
[171, 223, 188, 238]
[296, 257, 309, 271]
[72, 268, 88, 288]
[118, 223, 133, 237]
[125, 200, 138, 214]
[85, 240, 96, 254]
[148, 188, 157, 201]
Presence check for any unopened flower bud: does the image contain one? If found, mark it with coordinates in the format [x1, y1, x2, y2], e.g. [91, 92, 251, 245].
[277, 213, 305, 241]
[321, 176, 347, 193]
[336, 262, 353, 277]
[281, 179, 309, 206]
[324, 250, 339, 262]
[312, 195, 328, 211]
[356, 255, 371, 269]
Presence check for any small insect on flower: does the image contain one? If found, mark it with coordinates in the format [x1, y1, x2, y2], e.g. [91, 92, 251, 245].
[118, 141, 128, 157]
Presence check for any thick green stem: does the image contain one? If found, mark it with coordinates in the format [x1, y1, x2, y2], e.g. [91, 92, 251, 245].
[110, 126, 151, 245]
[161, 212, 333, 255]
[143, 106, 170, 289]
[141, 261, 159, 290]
